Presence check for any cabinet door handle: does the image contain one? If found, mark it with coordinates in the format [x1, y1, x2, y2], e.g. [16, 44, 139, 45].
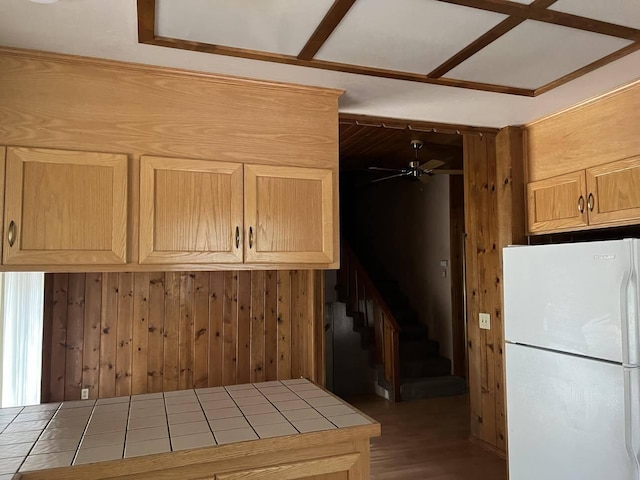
[235, 226, 240, 249]
[578, 196, 585, 214]
[587, 193, 595, 212]
[7, 220, 16, 247]
[249, 227, 254, 249]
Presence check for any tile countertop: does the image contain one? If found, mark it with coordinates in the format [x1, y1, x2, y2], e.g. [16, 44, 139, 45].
[0, 379, 375, 479]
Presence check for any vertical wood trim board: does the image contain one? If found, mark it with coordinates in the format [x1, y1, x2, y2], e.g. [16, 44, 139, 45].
[463, 128, 527, 454]
[43, 270, 324, 401]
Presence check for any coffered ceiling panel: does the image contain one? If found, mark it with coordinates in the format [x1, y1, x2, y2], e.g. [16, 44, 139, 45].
[446, 20, 633, 89]
[156, 0, 335, 56]
[551, 0, 640, 30]
[314, 0, 507, 74]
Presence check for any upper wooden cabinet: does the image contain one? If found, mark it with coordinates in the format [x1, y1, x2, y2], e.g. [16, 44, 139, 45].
[139, 156, 243, 264]
[586, 156, 640, 226]
[3, 147, 127, 265]
[527, 171, 587, 233]
[527, 155, 640, 234]
[245, 164, 334, 264]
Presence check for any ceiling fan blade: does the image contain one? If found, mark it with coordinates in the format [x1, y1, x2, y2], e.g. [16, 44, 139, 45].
[431, 169, 464, 175]
[419, 160, 445, 171]
[367, 166, 406, 173]
[370, 172, 410, 184]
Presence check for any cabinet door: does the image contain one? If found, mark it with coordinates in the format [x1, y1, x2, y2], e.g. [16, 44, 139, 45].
[527, 171, 588, 234]
[214, 453, 361, 480]
[4, 147, 127, 265]
[586, 156, 640, 226]
[139, 156, 243, 264]
[244, 164, 334, 264]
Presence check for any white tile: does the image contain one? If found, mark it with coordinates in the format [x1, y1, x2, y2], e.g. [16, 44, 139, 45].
[169, 421, 211, 437]
[124, 438, 171, 458]
[258, 386, 290, 395]
[315, 405, 354, 417]
[282, 409, 323, 422]
[126, 425, 168, 443]
[167, 411, 206, 425]
[291, 418, 336, 433]
[0, 442, 34, 459]
[208, 417, 250, 432]
[305, 396, 342, 408]
[79, 431, 126, 448]
[19, 451, 75, 472]
[96, 396, 130, 405]
[254, 423, 298, 439]
[0, 456, 24, 475]
[213, 427, 258, 445]
[3, 420, 48, 432]
[245, 412, 286, 427]
[92, 402, 129, 413]
[163, 389, 197, 398]
[296, 389, 331, 399]
[280, 378, 310, 385]
[195, 387, 226, 395]
[199, 399, 235, 410]
[31, 437, 80, 455]
[0, 430, 41, 445]
[239, 404, 278, 416]
[13, 411, 55, 423]
[274, 400, 310, 411]
[225, 383, 258, 391]
[328, 414, 371, 428]
[59, 400, 95, 410]
[130, 392, 164, 402]
[165, 402, 202, 415]
[130, 399, 165, 410]
[74, 444, 124, 465]
[197, 392, 231, 402]
[265, 392, 298, 402]
[205, 407, 243, 420]
[22, 404, 59, 413]
[228, 388, 262, 399]
[164, 396, 200, 406]
[127, 415, 168, 430]
[38, 427, 84, 441]
[287, 383, 319, 392]
[252, 381, 282, 389]
[128, 406, 167, 419]
[171, 432, 215, 451]
[234, 396, 269, 406]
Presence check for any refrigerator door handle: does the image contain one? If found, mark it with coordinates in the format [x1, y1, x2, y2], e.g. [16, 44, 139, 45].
[625, 367, 640, 473]
[627, 244, 640, 366]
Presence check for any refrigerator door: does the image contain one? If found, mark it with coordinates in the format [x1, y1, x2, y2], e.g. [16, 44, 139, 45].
[506, 343, 640, 480]
[504, 239, 639, 364]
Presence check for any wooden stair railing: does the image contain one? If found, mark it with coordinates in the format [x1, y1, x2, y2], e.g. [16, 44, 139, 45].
[337, 241, 402, 401]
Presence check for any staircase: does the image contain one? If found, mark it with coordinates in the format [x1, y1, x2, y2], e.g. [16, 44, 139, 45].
[335, 241, 465, 402]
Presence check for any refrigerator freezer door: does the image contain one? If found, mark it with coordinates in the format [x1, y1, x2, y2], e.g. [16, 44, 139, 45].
[506, 343, 640, 480]
[504, 239, 637, 364]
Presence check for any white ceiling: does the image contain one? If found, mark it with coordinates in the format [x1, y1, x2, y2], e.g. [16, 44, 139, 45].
[550, 0, 640, 29]
[447, 20, 633, 89]
[1, 0, 640, 129]
[315, 0, 507, 74]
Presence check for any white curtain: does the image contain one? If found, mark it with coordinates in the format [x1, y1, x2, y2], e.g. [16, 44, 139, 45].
[0, 272, 45, 407]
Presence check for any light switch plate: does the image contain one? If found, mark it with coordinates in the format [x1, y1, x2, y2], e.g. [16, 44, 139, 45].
[479, 313, 491, 330]
[81, 388, 89, 400]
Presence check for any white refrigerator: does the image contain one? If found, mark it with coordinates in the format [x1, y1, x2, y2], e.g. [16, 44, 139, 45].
[503, 239, 640, 480]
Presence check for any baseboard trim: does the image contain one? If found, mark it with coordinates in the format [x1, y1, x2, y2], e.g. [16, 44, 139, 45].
[469, 435, 507, 459]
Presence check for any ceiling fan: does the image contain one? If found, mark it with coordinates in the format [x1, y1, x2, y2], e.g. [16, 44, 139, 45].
[367, 140, 463, 184]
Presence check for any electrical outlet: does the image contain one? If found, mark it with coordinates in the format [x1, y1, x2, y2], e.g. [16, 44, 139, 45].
[479, 313, 491, 330]
[81, 388, 89, 400]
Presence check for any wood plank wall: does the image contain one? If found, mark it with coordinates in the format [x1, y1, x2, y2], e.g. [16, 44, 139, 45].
[463, 128, 525, 456]
[41, 270, 324, 402]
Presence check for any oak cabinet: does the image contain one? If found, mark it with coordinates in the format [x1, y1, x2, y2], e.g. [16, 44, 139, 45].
[586, 156, 640, 226]
[244, 164, 334, 264]
[3, 147, 127, 265]
[139, 156, 243, 264]
[213, 454, 361, 479]
[527, 155, 640, 234]
[138, 160, 335, 266]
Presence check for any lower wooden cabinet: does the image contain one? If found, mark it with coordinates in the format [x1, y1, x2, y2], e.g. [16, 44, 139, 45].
[527, 155, 640, 234]
[244, 164, 334, 264]
[3, 147, 128, 265]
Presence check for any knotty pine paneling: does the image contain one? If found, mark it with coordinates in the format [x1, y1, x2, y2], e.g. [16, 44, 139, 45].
[42, 270, 323, 402]
[463, 128, 525, 455]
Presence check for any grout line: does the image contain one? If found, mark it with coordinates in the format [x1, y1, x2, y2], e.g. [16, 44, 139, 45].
[122, 397, 133, 460]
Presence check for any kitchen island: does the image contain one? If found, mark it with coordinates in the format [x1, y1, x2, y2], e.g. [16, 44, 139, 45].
[0, 379, 380, 480]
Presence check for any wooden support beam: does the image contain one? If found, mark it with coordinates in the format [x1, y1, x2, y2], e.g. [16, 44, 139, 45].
[298, 0, 357, 60]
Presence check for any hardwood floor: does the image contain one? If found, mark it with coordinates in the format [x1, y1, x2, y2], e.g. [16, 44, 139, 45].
[349, 395, 507, 480]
